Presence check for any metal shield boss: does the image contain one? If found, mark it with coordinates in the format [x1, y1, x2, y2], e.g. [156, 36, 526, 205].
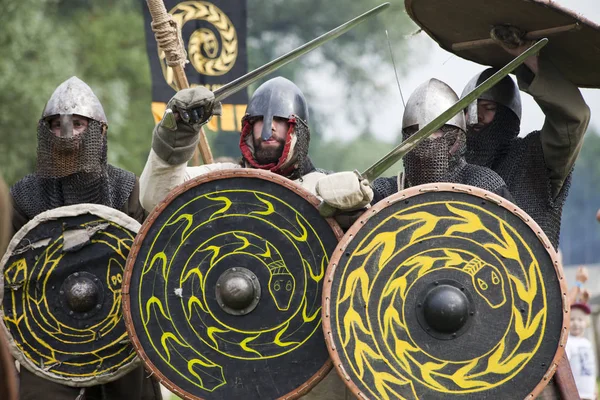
[0, 204, 141, 386]
[323, 183, 567, 400]
[123, 170, 342, 399]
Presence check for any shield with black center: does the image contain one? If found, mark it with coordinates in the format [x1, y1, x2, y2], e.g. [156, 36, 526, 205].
[323, 183, 567, 400]
[0, 204, 141, 386]
[123, 169, 342, 400]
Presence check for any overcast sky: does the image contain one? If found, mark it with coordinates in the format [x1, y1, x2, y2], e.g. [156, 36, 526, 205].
[310, 0, 600, 142]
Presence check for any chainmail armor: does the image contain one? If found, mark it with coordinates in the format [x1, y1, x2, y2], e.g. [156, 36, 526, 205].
[403, 126, 465, 187]
[372, 126, 512, 204]
[11, 165, 136, 220]
[372, 176, 399, 204]
[11, 119, 136, 220]
[494, 131, 571, 249]
[288, 118, 311, 180]
[466, 107, 570, 249]
[36, 120, 107, 178]
[465, 105, 520, 169]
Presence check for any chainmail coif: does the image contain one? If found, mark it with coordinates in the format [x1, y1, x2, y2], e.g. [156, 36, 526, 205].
[36, 120, 106, 178]
[11, 120, 136, 220]
[403, 126, 465, 186]
[288, 118, 312, 180]
[465, 105, 520, 169]
[466, 108, 570, 249]
[372, 126, 512, 204]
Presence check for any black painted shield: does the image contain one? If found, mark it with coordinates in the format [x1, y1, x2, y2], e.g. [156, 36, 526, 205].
[0, 204, 141, 386]
[323, 183, 567, 400]
[123, 169, 342, 400]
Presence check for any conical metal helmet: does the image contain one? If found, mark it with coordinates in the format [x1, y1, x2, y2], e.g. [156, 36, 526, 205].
[245, 77, 308, 140]
[42, 77, 107, 125]
[402, 78, 466, 132]
[461, 69, 522, 128]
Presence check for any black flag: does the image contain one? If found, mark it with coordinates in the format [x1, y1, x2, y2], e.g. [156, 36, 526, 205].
[143, 0, 248, 132]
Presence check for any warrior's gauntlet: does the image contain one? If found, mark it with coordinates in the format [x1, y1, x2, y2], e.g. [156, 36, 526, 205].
[152, 86, 222, 165]
[316, 171, 374, 211]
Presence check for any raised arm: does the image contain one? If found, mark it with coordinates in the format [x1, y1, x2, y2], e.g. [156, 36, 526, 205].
[139, 87, 223, 212]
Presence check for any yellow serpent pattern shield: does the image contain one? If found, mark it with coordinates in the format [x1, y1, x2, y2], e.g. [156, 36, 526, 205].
[323, 184, 567, 400]
[124, 170, 341, 399]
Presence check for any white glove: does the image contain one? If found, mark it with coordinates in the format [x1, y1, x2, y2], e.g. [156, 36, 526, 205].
[316, 171, 374, 211]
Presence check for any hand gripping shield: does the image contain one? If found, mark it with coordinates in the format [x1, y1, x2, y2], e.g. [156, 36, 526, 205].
[123, 169, 342, 399]
[323, 183, 568, 399]
[0, 204, 141, 386]
[405, 0, 600, 88]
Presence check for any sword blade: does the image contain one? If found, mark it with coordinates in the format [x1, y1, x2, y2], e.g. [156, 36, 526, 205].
[361, 38, 548, 183]
[214, 3, 390, 102]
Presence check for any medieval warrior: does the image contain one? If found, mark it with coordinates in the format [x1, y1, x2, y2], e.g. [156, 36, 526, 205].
[315, 78, 514, 212]
[461, 26, 591, 249]
[139, 76, 350, 399]
[140, 76, 324, 210]
[9, 77, 161, 400]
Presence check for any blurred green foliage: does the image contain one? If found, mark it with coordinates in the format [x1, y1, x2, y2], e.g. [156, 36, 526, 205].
[0, 0, 411, 185]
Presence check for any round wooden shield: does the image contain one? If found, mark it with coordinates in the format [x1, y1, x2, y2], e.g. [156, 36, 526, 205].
[406, 0, 600, 88]
[323, 183, 568, 400]
[123, 169, 342, 400]
[0, 204, 141, 386]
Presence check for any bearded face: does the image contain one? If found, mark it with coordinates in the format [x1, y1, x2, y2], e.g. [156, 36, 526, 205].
[251, 116, 290, 165]
[254, 136, 285, 164]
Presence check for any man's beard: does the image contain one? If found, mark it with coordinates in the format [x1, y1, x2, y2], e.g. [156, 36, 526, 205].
[254, 137, 285, 165]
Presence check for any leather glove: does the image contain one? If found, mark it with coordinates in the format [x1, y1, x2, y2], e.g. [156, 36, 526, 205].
[152, 86, 222, 165]
[316, 171, 374, 211]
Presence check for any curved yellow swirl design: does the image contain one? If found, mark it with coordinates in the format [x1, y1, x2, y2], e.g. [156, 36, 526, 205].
[332, 200, 552, 399]
[134, 187, 332, 393]
[2, 219, 136, 381]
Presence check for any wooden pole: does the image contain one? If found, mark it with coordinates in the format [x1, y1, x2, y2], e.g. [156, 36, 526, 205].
[146, 0, 214, 165]
[451, 23, 580, 52]
[554, 355, 581, 400]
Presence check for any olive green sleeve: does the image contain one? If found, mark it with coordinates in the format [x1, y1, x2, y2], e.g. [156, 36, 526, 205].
[516, 56, 591, 198]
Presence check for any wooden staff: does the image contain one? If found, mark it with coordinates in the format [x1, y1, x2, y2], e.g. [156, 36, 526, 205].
[146, 0, 214, 165]
[554, 355, 580, 400]
[452, 23, 580, 51]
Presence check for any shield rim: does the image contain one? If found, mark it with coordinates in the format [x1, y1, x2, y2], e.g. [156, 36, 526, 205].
[322, 182, 569, 400]
[122, 168, 344, 400]
[0, 203, 142, 387]
[405, 0, 600, 88]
